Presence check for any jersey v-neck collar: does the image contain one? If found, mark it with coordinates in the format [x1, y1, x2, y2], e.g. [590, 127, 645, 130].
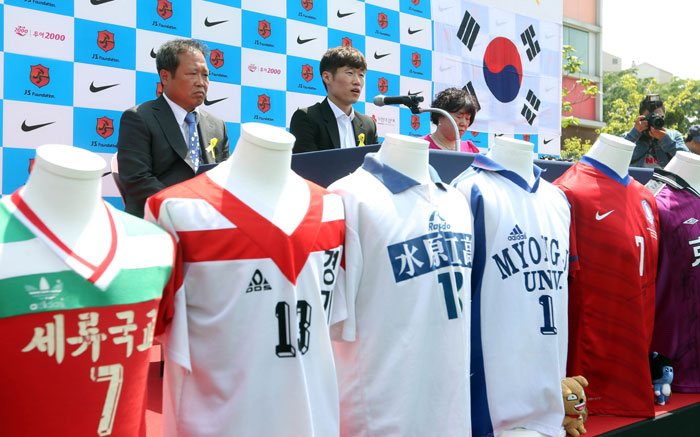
[471, 154, 542, 193]
[9, 190, 120, 290]
[579, 156, 631, 187]
[361, 153, 445, 194]
[187, 174, 324, 285]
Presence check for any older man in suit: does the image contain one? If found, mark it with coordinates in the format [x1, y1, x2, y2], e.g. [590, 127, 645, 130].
[290, 46, 378, 153]
[117, 39, 229, 217]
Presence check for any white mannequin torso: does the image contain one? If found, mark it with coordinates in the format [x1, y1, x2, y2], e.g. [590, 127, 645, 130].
[584, 133, 633, 179]
[7, 144, 111, 266]
[206, 122, 309, 235]
[664, 151, 700, 192]
[487, 137, 535, 186]
[376, 133, 430, 184]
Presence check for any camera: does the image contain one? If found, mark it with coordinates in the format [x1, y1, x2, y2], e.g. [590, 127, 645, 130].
[644, 112, 665, 130]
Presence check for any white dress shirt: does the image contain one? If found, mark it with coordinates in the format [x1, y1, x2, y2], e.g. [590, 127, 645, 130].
[163, 92, 199, 146]
[328, 99, 356, 149]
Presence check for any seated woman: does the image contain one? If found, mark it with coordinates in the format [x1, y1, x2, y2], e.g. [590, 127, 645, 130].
[422, 87, 479, 153]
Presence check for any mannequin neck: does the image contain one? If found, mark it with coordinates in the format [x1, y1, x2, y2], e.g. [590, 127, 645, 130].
[207, 123, 309, 234]
[664, 151, 700, 192]
[487, 139, 535, 186]
[377, 134, 430, 184]
[584, 139, 632, 179]
[18, 145, 110, 264]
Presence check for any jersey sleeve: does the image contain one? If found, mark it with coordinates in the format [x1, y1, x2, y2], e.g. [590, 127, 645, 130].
[145, 196, 192, 372]
[329, 188, 363, 342]
[556, 185, 580, 277]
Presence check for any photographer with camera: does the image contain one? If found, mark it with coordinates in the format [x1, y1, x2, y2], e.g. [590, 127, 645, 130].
[625, 94, 688, 168]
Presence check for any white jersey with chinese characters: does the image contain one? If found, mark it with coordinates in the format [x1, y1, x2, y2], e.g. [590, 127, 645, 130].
[452, 155, 570, 437]
[329, 154, 473, 437]
[0, 191, 176, 437]
[146, 173, 344, 437]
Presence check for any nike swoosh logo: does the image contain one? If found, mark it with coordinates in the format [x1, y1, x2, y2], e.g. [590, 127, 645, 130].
[407, 28, 422, 35]
[439, 64, 454, 72]
[90, 0, 114, 4]
[374, 52, 390, 59]
[297, 36, 317, 45]
[150, 48, 157, 58]
[21, 121, 55, 132]
[543, 138, 553, 144]
[407, 90, 422, 96]
[204, 97, 228, 106]
[89, 81, 119, 93]
[438, 5, 453, 11]
[204, 18, 228, 27]
[595, 210, 615, 220]
[337, 10, 355, 18]
[495, 20, 507, 26]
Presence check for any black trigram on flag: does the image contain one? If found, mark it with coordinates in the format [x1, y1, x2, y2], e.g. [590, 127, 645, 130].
[520, 25, 541, 61]
[521, 89, 541, 125]
[457, 11, 480, 50]
[462, 82, 481, 112]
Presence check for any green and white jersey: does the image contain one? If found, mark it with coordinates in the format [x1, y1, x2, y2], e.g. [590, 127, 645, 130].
[0, 191, 176, 437]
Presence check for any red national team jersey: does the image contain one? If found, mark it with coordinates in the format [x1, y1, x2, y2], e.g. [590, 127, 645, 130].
[555, 156, 659, 417]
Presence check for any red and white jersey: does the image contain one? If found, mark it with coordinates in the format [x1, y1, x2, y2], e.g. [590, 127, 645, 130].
[330, 154, 473, 437]
[146, 173, 344, 437]
[555, 156, 659, 417]
[0, 192, 176, 437]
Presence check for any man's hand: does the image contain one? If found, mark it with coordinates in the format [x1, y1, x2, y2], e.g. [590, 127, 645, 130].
[634, 115, 648, 133]
[649, 126, 667, 140]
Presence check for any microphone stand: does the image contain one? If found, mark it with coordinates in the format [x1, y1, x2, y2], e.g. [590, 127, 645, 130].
[405, 102, 460, 151]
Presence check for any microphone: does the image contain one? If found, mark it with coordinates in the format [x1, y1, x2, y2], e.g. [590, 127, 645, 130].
[373, 94, 424, 107]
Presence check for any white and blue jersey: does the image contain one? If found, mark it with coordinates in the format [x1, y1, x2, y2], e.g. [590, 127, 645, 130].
[330, 154, 473, 437]
[452, 155, 571, 437]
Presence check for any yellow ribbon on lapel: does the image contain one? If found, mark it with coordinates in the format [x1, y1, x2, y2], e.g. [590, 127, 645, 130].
[207, 138, 218, 160]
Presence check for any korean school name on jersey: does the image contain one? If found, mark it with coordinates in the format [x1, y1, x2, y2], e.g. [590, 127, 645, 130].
[388, 230, 472, 283]
[493, 235, 568, 292]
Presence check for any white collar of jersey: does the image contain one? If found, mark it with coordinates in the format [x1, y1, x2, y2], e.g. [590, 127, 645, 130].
[471, 154, 542, 193]
[580, 155, 630, 187]
[362, 153, 445, 194]
[652, 168, 700, 198]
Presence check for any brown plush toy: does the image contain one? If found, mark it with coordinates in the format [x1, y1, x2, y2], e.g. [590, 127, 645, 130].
[562, 376, 589, 436]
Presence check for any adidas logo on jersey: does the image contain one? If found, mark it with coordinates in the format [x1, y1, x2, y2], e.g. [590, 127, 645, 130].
[507, 224, 527, 241]
[684, 218, 699, 225]
[25, 277, 65, 311]
[428, 211, 451, 231]
[246, 269, 272, 293]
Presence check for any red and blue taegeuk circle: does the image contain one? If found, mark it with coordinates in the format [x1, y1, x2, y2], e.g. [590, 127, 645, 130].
[482, 37, 522, 103]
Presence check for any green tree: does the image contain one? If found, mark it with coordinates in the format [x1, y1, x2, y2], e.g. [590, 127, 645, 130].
[560, 45, 599, 160]
[600, 71, 700, 137]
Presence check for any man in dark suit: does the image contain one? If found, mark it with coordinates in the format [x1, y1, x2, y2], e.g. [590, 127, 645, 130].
[290, 46, 378, 153]
[117, 39, 229, 217]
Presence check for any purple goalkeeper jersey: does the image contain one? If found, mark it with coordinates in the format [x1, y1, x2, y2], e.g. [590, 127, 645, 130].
[647, 169, 700, 393]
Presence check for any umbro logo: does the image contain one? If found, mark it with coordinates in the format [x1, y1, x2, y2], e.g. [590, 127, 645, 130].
[296, 36, 317, 45]
[246, 269, 271, 293]
[337, 10, 355, 18]
[373, 52, 390, 59]
[407, 28, 423, 35]
[507, 224, 526, 241]
[204, 17, 228, 27]
[204, 97, 228, 106]
[684, 218, 698, 225]
[21, 120, 55, 132]
[89, 81, 119, 93]
[595, 210, 614, 221]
